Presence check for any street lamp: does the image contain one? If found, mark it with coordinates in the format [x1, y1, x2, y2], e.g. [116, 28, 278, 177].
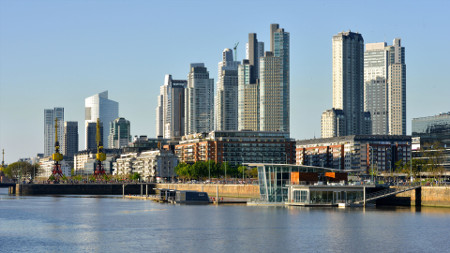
[369, 146, 374, 184]
[241, 156, 245, 183]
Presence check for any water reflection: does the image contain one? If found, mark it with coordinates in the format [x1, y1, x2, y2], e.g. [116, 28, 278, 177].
[1, 188, 450, 252]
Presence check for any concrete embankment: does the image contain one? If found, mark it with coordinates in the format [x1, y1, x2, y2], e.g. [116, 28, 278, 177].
[14, 183, 156, 195]
[378, 186, 450, 207]
[156, 183, 260, 198]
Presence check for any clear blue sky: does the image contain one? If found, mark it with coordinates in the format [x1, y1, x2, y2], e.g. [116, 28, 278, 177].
[1, 0, 449, 163]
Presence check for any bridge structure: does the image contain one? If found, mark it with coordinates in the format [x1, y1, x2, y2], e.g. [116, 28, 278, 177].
[355, 185, 422, 206]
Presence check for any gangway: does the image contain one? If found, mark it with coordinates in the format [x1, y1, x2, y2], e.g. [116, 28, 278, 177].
[354, 185, 421, 205]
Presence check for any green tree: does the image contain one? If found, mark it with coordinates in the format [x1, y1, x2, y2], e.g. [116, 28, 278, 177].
[4, 161, 39, 181]
[131, 172, 141, 181]
[423, 142, 445, 183]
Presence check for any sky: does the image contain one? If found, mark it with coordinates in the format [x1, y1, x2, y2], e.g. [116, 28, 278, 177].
[1, 0, 449, 163]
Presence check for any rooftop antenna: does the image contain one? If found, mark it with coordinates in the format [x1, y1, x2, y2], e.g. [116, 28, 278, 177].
[233, 42, 239, 61]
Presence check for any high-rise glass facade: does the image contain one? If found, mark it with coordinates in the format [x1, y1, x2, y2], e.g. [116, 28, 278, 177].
[108, 117, 131, 148]
[44, 107, 64, 157]
[85, 91, 119, 149]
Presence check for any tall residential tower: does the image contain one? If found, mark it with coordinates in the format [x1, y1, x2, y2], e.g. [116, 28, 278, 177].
[156, 75, 187, 139]
[215, 48, 240, 131]
[322, 31, 371, 138]
[185, 63, 214, 135]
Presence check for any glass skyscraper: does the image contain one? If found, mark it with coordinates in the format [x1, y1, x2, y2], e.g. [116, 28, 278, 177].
[44, 107, 64, 157]
[85, 91, 118, 149]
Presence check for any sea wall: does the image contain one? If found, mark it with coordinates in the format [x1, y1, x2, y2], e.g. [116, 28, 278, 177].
[156, 183, 260, 198]
[16, 183, 155, 195]
[395, 186, 450, 207]
[378, 186, 450, 207]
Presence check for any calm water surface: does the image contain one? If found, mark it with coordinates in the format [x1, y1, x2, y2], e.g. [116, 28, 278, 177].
[1, 188, 449, 253]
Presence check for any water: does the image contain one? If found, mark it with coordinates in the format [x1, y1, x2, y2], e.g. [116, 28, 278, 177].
[1, 188, 449, 253]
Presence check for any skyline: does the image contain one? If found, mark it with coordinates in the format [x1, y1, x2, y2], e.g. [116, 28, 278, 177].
[1, 0, 450, 163]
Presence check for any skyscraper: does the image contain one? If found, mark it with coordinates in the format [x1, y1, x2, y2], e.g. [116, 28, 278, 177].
[364, 39, 406, 135]
[44, 107, 64, 157]
[108, 117, 131, 148]
[85, 91, 118, 149]
[322, 31, 371, 138]
[63, 121, 78, 158]
[185, 63, 214, 135]
[387, 38, 406, 135]
[86, 122, 103, 150]
[364, 42, 389, 135]
[238, 33, 263, 131]
[238, 60, 260, 131]
[260, 24, 290, 132]
[156, 75, 187, 139]
[215, 48, 239, 131]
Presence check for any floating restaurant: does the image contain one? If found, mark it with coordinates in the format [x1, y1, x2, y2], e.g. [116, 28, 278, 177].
[248, 163, 374, 206]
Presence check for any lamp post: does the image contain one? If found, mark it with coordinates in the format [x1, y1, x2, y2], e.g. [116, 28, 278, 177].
[241, 156, 245, 183]
[409, 144, 413, 184]
[370, 146, 374, 184]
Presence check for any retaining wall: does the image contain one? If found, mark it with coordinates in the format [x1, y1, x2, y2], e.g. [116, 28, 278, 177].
[156, 183, 260, 198]
[15, 183, 155, 195]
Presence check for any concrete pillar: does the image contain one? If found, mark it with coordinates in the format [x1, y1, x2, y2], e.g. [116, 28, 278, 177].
[415, 187, 422, 207]
[122, 184, 125, 198]
[363, 186, 366, 206]
[141, 184, 143, 196]
[146, 184, 148, 197]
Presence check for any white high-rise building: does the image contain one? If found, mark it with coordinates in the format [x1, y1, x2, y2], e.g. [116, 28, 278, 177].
[322, 31, 371, 138]
[185, 63, 214, 135]
[387, 38, 406, 135]
[85, 91, 118, 149]
[44, 107, 64, 157]
[156, 75, 187, 139]
[215, 48, 239, 131]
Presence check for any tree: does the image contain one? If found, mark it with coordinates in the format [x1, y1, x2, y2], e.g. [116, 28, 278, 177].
[4, 161, 39, 181]
[423, 142, 445, 183]
[131, 172, 141, 181]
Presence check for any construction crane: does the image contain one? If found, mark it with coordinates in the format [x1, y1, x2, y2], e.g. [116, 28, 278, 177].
[94, 118, 106, 176]
[233, 42, 239, 61]
[52, 118, 64, 177]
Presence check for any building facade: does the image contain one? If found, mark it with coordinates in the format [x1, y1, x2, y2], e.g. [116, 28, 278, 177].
[412, 112, 450, 148]
[185, 63, 214, 135]
[85, 122, 103, 151]
[296, 135, 411, 172]
[175, 131, 296, 166]
[238, 24, 290, 133]
[322, 31, 371, 137]
[85, 91, 119, 149]
[364, 39, 406, 135]
[156, 74, 187, 139]
[74, 149, 121, 175]
[108, 117, 131, 148]
[113, 150, 178, 181]
[215, 48, 240, 131]
[44, 107, 64, 157]
[63, 121, 78, 158]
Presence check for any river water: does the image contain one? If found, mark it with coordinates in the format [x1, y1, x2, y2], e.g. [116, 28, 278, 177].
[1, 188, 449, 253]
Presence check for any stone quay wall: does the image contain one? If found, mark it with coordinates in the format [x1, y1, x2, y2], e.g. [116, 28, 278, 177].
[15, 183, 155, 195]
[156, 183, 260, 198]
[393, 186, 450, 207]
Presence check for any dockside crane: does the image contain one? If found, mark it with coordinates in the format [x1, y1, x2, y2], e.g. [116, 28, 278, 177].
[94, 118, 106, 176]
[52, 118, 64, 177]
